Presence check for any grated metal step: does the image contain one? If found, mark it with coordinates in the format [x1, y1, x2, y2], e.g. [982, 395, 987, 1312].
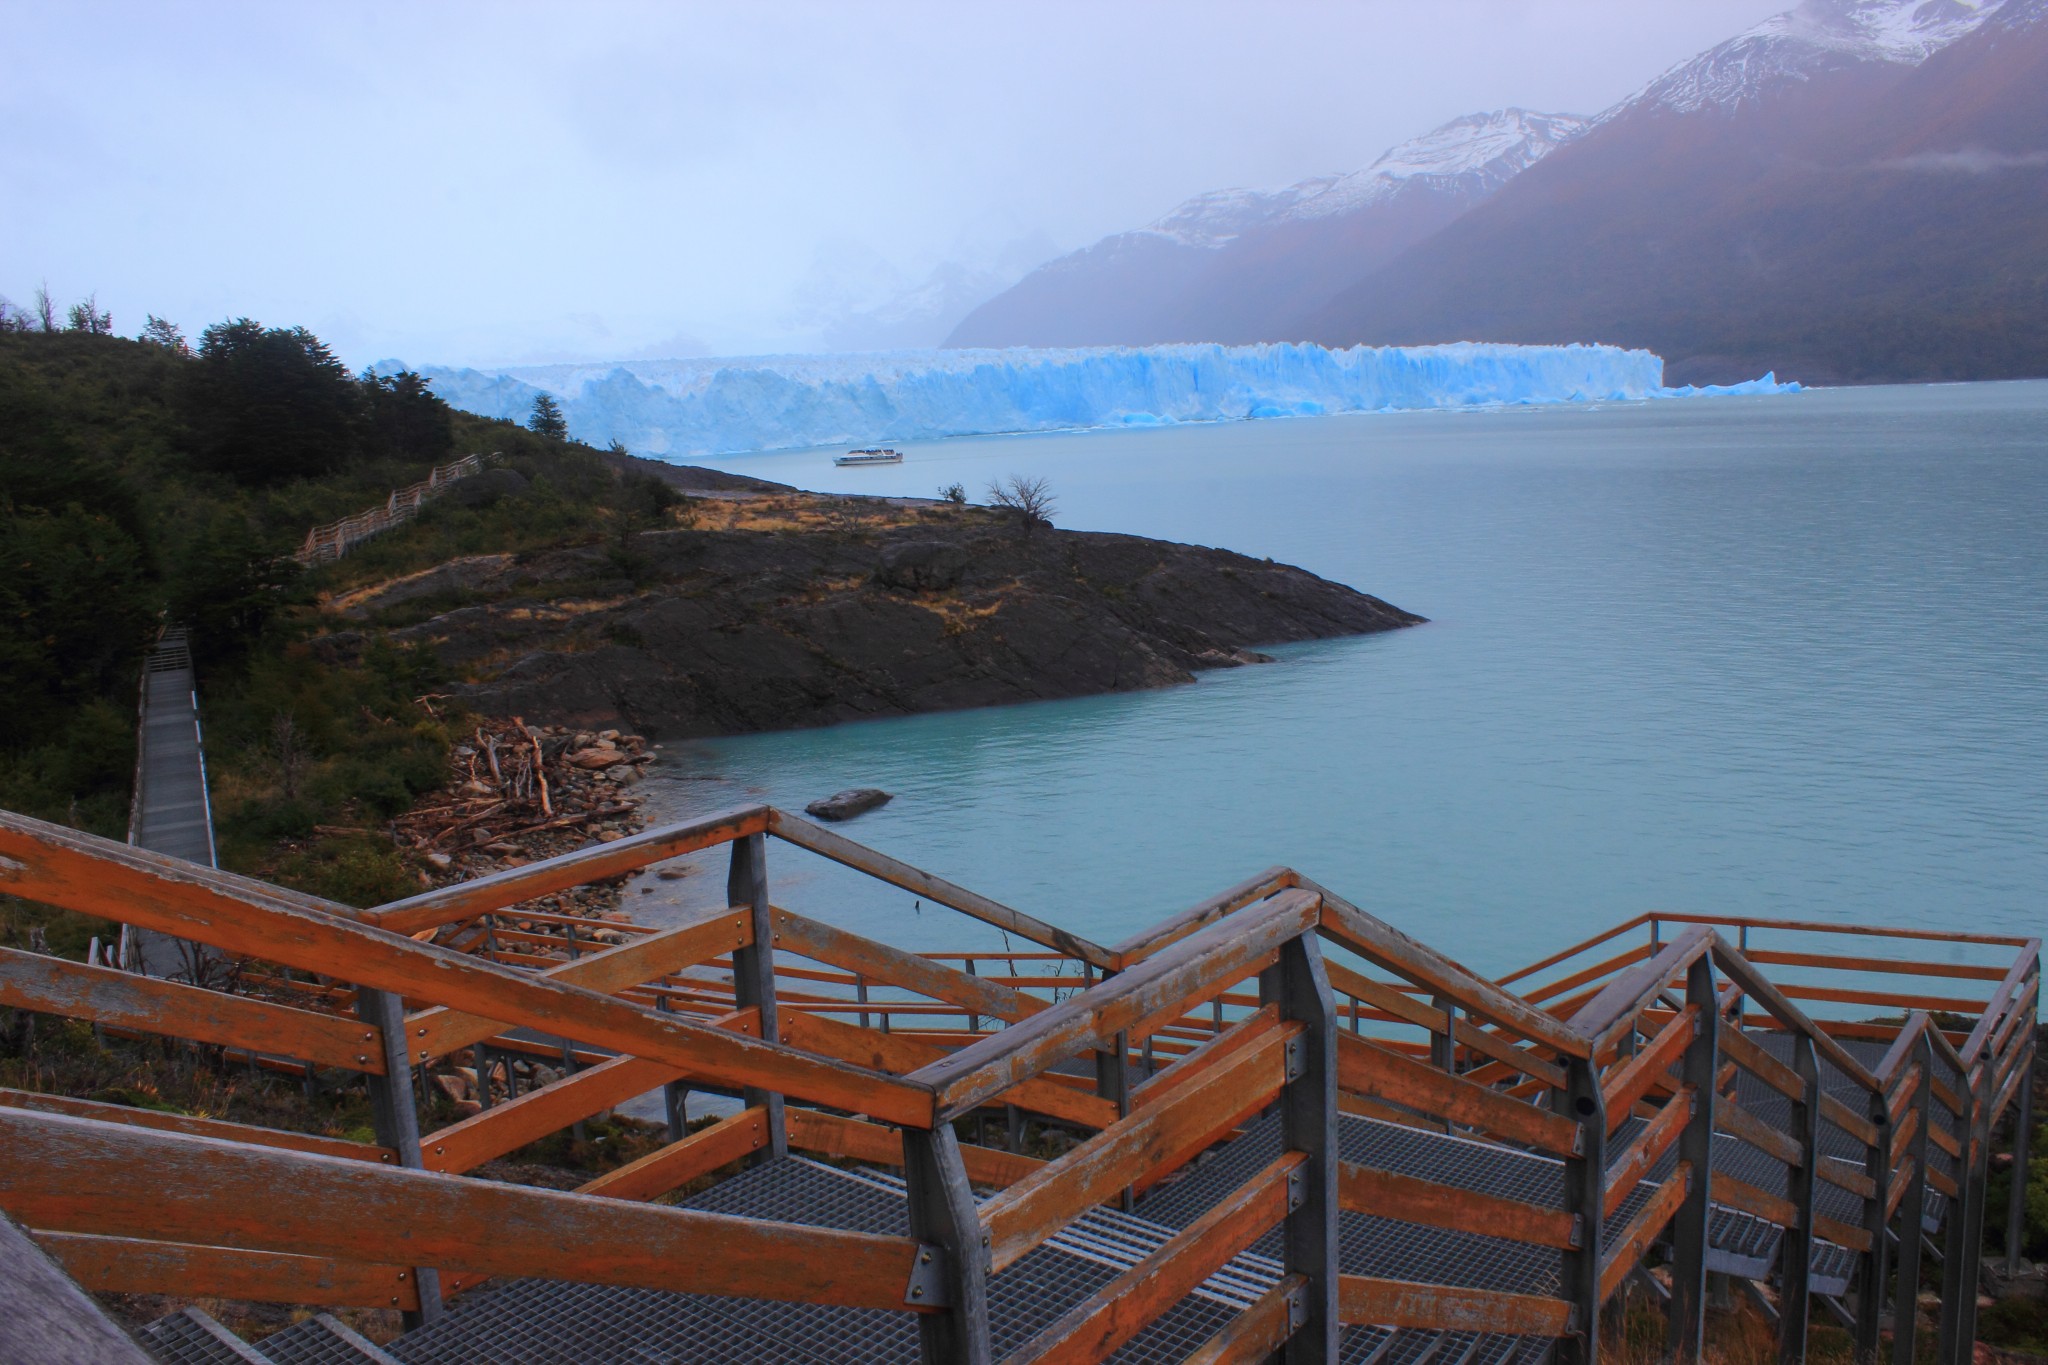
[140, 1308, 269, 1365]
[256, 1314, 404, 1365]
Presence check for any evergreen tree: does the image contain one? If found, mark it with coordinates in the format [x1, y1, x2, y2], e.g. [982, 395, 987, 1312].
[182, 319, 362, 484]
[528, 392, 568, 440]
[360, 368, 454, 462]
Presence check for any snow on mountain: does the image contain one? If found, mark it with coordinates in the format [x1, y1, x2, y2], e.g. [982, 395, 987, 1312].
[1282, 110, 1592, 220]
[1133, 109, 1588, 247]
[415, 343, 1788, 460]
[1619, 0, 2011, 116]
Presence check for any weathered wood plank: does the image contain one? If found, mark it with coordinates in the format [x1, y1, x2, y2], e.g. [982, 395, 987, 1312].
[410, 909, 752, 1061]
[912, 890, 1318, 1122]
[0, 812, 935, 1129]
[1325, 960, 1567, 1089]
[1310, 883, 1591, 1060]
[1712, 1173, 1798, 1229]
[1182, 1274, 1305, 1365]
[773, 908, 1041, 1023]
[1603, 1087, 1693, 1220]
[1715, 1095, 1803, 1169]
[999, 1152, 1298, 1365]
[0, 1088, 392, 1164]
[579, 1107, 769, 1203]
[980, 1025, 1292, 1273]
[1108, 867, 1299, 965]
[765, 807, 1112, 969]
[0, 947, 384, 1073]
[1600, 1006, 1697, 1129]
[32, 1231, 419, 1311]
[1599, 1161, 1691, 1303]
[372, 806, 771, 934]
[0, 1107, 922, 1312]
[1339, 1161, 1578, 1249]
[1739, 949, 2008, 982]
[1334, 1032, 1583, 1158]
[786, 1108, 1044, 1188]
[1815, 1211, 1873, 1254]
[1568, 928, 1711, 1054]
[1718, 1026, 1804, 1101]
[1707, 941, 1882, 1092]
[780, 1009, 1117, 1129]
[1337, 1275, 1574, 1336]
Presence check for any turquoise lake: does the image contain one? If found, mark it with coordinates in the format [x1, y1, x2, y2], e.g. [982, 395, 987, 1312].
[630, 380, 2046, 981]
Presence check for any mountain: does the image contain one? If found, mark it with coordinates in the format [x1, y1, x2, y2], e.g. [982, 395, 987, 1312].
[945, 109, 1589, 349]
[1297, 0, 2048, 383]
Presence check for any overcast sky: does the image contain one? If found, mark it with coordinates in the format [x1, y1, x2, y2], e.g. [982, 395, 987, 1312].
[3, 1, 1787, 368]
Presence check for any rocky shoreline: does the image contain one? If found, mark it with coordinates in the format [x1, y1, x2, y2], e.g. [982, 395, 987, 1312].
[322, 480, 1424, 740]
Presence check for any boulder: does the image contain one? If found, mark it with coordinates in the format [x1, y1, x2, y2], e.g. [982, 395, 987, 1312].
[806, 788, 893, 821]
[445, 466, 530, 508]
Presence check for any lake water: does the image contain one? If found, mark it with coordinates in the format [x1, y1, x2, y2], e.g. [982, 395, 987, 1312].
[628, 381, 2046, 982]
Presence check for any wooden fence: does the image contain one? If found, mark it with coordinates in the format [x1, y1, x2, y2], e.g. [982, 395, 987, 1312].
[0, 804, 2034, 1364]
[293, 453, 490, 565]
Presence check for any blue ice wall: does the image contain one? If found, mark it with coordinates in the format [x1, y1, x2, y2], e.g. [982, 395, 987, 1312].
[408, 342, 1790, 459]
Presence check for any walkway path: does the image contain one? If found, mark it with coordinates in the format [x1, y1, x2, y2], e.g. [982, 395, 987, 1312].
[127, 628, 216, 976]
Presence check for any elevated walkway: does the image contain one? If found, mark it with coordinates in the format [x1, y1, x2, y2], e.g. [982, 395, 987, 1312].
[126, 627, 216, 978]
[0, 803, 2032, 1364]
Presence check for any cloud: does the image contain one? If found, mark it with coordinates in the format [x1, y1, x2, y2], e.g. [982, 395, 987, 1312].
[1875, 147, 2048, 173]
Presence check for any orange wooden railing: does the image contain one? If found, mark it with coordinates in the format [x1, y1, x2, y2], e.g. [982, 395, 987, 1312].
[0, 805, 2034, 1365]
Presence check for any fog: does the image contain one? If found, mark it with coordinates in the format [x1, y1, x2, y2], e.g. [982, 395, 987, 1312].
[1, 0, 1785, 367]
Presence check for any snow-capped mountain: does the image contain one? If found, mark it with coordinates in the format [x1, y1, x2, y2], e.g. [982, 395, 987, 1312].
[946, 110, 1587, 349]
[1619, 0, 2010, 116]
[1297, 0, 2048, 383]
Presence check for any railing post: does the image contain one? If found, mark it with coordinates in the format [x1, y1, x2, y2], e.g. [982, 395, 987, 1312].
[727, 832, 787, 1159]
[356, 986, 443, 1328]
[2008, 1047, 2035, 1275]
[902, 1124, 993, 1365]
[1556, 1054, 1606, 1365]
[1274, 931, 1339, 1363]
[1935, 1063, 1976, 1365]
[1891, 1031, 1933, 1365]
[1781, 1032, 1819, 1365]
[1954, 1063, 1994, 1360]
[1668, 956, 1719, 1361]
[654, 991, 688, 1143]
[1855, 1070, 1894, 1364]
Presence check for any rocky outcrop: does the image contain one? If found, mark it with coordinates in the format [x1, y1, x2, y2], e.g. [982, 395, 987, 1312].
[805, 789, 892, 821]
[329, 504, 1422, 739]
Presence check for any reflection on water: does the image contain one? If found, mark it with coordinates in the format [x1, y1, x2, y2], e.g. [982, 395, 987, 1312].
[626, 381, 2048, 980]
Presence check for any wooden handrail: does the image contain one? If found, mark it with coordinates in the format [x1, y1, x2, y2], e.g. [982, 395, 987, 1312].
[0, 811, 936, 1129]
[1707, 934, 1882, 1094]
[1568, 926, 1713, 1052]
[910, 890, 1320, 1122]
[765, 807, 1113, 969]
[1107, 865, 1300, 965]
[1308, 881, 1592, 1060]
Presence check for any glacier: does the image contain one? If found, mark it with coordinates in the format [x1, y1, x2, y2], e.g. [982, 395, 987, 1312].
[406, 342, 1796, 460]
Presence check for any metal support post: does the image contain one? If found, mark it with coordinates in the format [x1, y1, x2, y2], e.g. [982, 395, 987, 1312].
[2008, 1020, 2036, 1275]
[1556, 1055, 1607, 1365]
[902, 1124, 992, 1365]
[654, 991, 688, 1142]
[1669, 956, 1719, 1362]
[1780, 1032, 1819, 1365]
[1892, 1031, 1934, 1365]
[1096, 1026, 1131, 1209]
[1856, 1060, 1894, 1363]
[1956, 1064, 1995, 1360]
[357, 987, 444, 1328]
[1275, 932, 1339, 1364]
[728, 833, 786, 1158]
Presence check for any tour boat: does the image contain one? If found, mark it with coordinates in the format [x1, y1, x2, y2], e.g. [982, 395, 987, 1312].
[835, 448, 903, 466]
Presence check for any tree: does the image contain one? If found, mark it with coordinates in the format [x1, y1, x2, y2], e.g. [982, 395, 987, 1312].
[0, 297, 31, 333]
[609, 470, 685, 552]
[938, 481, 967, 505]
[182, 319, 363, 484]
[140, 314, 191, 354]
[65, 293, 112, 335]
[986, 474, 1056, 537]
[528, 392, 568, 440]
[359, 367, 454, 462]
[33, 282, 57, 333]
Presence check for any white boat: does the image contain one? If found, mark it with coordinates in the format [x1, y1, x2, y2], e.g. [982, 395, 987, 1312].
[835, 447, 903, 467]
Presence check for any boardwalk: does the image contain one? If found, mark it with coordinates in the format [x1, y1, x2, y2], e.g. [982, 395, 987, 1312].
[126, 628, 216, 976]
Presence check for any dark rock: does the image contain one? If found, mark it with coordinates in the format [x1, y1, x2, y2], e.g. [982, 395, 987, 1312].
[352, 511, 1421, 739]
[876, 540, 970, 592]
[806, 788, 893, 821]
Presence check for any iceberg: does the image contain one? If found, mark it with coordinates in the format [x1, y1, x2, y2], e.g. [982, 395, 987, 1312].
[406, 342, 1795, 460]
